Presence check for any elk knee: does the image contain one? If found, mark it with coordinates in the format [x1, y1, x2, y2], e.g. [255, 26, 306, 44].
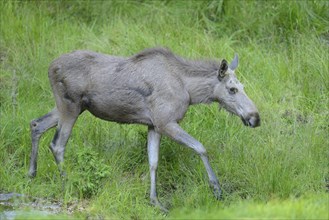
[194, 143, 207, 156]
[49, 142, 64, 164]
[149, 164, 158, 172]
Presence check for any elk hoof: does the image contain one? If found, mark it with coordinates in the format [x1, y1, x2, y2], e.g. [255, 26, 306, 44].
[150, 198, 169, 213]
[28, 170, 36, 178]
[213, 187, 222, 200]
[60, 170, 67, 178]
[210, 182, 222, 200]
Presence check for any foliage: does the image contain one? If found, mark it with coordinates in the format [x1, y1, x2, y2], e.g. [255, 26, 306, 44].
[69, 147, 110, 199]
[0, 0, 328, 219]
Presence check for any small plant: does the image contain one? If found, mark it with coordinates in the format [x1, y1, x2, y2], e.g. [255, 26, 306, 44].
[71, 147, 110, 199]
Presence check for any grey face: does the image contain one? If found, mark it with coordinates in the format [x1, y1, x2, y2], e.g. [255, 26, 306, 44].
[214, 54, 260, 128]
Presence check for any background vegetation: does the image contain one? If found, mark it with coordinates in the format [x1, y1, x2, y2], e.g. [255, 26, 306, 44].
[1, 0, 328, 219]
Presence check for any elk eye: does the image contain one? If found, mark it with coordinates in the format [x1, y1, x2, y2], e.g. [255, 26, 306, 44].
[229, 87, 238, 94]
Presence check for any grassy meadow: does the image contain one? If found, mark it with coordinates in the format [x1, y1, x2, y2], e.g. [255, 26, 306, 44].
[1, 0, 328, 219]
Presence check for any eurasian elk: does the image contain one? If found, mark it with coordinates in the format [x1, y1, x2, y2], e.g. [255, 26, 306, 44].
[29, 48, 260, 211]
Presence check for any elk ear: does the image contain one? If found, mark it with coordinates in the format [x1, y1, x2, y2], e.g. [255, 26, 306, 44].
[218, 59, 228, 79]
[229, 53, 238, 70]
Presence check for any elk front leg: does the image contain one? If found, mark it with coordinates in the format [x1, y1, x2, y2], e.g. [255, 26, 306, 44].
[49, 115, 77, 176]
[147, 126, 168, 212]
[161, 122, 222, 200]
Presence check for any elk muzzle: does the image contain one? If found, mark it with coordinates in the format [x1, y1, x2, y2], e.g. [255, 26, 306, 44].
[241, 112, 260, 128]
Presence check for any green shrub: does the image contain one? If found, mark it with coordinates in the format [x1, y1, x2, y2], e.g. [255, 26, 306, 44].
[70, 147, 110, 199]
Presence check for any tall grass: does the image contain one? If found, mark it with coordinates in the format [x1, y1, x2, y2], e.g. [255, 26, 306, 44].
[1, 0, 328, 219]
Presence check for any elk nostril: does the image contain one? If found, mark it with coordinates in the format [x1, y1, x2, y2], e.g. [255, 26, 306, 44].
[250, 113, 260, 127]
[241, 113, 260, 127]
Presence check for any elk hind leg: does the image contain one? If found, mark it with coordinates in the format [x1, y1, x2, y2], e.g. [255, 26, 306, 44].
[29, 108, 59, 177]
[49, 113, 78, 176]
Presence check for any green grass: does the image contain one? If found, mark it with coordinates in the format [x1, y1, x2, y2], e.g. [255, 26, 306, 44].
[1, 0, 328, 219]
[170, 193, 329, 219]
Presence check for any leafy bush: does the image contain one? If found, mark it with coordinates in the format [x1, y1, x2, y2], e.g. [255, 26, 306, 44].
[70, 147, 110, 199]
